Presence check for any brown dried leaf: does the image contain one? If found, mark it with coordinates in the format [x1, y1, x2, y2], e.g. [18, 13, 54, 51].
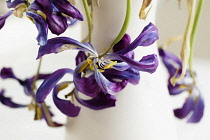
[139, 0, 152, 20]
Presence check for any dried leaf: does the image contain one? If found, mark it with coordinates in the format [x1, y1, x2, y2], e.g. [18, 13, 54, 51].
[139, 0, 152, 20]
[162, 35, 183, 49]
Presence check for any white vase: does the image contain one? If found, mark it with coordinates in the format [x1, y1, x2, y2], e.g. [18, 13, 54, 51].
[66, 1, 178, 140]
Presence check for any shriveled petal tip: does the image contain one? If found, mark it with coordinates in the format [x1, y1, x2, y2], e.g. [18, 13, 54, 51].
[94, 60, 127, 94]
[53, 83, 80, 117]
[0, 10, 13, 30]
[174, 96, 194, 119]
[168, 83, 193, 95]
[26, 11, 48, 46]
[36, 68, 73, 103]
[75, 51, 87, 66]
[6, 0, 26, 8]
[0, 67, 17, 79]
[74, 89, 116, 110]
[46, 13, 68, 35]
[51, 0, 83, 20]
[117, 22, 159, 54]
[187, 95, 204, 123]
[37, 37, 97, 59]
[73, 62, 101, 97]
[0, 89, 27, 108]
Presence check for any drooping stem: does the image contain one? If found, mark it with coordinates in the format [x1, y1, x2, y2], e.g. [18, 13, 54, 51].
[100, 0, 132, 57]
[82, 0, 92, 42]
[189, 0, 204, 82]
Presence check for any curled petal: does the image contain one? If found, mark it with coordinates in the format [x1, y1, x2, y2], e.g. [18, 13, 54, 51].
[174, 95, 194, 119]
[46, 13, 68, 35]
[36, 68, 73, 103]
[103, 68, 140, 85]
[51, 0, 83, 20]
[74, 89, 116, 110]
[117, 22, 159, 54]
[111, 62, 130, 71]
[187, 94, 204, 123]
[73, 62, 100, 97]
[6, 0, 26, 8]
[26, 11, 48, 46]
[94, 59, 127, 94]
[0, 10, 13, 29]
[37, 37, 98, 59]
[107, 54, 158, 73]
[0, 89, 27, 108]
[75, 51, 87, 66]
[53, 82, 81, 117]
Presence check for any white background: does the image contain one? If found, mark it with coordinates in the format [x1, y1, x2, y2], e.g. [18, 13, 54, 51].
[0, 0, 210, 140]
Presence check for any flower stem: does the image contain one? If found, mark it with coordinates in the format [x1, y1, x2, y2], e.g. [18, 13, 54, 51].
[32, 57, 43, 90]
[82, 0, 92, 43]
[189, 0, 204, 82]
[100, 0, 132, 58]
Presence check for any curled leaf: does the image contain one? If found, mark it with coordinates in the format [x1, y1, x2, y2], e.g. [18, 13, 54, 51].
[139, 0, 152, 20]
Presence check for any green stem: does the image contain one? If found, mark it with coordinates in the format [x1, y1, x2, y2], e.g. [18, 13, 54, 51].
[82, 0, 92, 42]
[189, 0, 204, 82]
[32, 57, 43, 90]
[99, 0, 132, 58]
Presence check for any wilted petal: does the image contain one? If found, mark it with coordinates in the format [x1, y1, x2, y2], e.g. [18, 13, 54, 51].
[75, 51, 87, 66]
[74, 89, 116, 110]
[0, 89, 26, 108]
[6, 0, 26, 8]
[111, 62, 130, 71]
[107, 54, 158, 73]
[0, 10, 13, 30]
[117, 22, 158, 54]
[187, 94, 204, 123]
[51, 0, 83, 20]
[37, 37, 98, 59]
[36, 68, 73, 103]
[103, 68, 140, 85]
[52, 82, 81, 117]
[26, 11, 48, 46]
[94, 59, 127, 94]
[174, 95, 194, 119]
[73, 62, 100, 97]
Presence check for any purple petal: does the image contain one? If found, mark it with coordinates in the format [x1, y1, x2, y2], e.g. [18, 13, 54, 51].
[103, 68, 140, 85]
[0, 10, 13, 30]
[74, 89, 116, 110]
[107, 54, 158, 73]
[73, 62, 101, 97]
[113, 34, 131, 52]
[26, 11, 48, 46]
[0, 89, 27, 108]
[0, 67, 17, 79]
[174, 96, 195, 119]
[117, 23, 159, 54]
[36, 68, 73, 103]
[75, 51, 87, 66]
[187, 94, 204, 123]
[111, 62, 130, 71]
[93, 59, 127, 94]
[52, 82, 81, 117]
[6, 0, 26, 8]
[51, 0, 83, 20]
[46, 13, 68, 35]
[30, 0, 53, 16]
[37, 37, 97, 59]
